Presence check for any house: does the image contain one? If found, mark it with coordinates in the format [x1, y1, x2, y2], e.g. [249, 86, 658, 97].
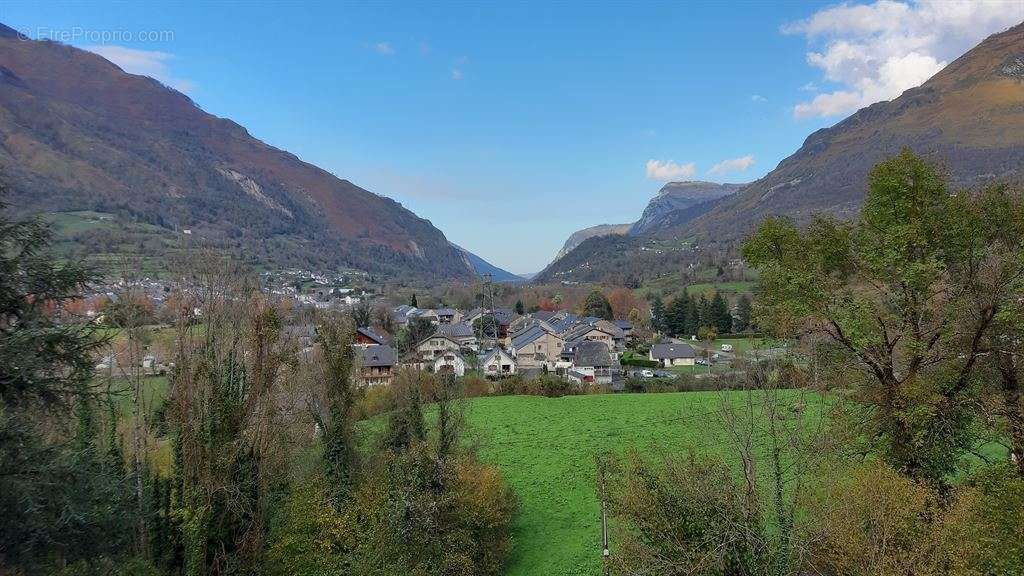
[355, 326, 391, 347]
[649, 342, 696, 367]
[562, 323, 618, 352]
[356, 344, 396, 386]
[436, 308, 459, 324]
[613, 319, 634, 339]
[509, 325, 566, 370]
[481, 348, 516, 377]
[566, 340, 619, 385]
[465, 307, 519, 338]
[416, 334, 463, 361]
[433, 322, 478, 350]
[433, 351, 466, 377]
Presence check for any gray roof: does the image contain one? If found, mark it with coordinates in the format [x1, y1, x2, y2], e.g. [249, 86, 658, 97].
[511, 325, 547, 349]
[547, 314, 580, 334]
[572, 341, 615, 368]
[650, 343, 696, 360]
[434, 322, 475, 339]
[613, 320, 633, 330]
[481, 347, 514, 365]
[436, 308, 457, 316]
[491, 308, 517, 325]
[358, 344, 396, 367]
[357, 326, 390, 345]
[563, 322, 618, 343]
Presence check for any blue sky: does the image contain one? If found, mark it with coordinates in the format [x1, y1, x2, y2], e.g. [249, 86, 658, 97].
[2, 1, 1020, 274]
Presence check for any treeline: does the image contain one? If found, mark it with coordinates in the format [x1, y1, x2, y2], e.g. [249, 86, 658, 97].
[649, 290, 751, 338]
[0, 198, 515, 575]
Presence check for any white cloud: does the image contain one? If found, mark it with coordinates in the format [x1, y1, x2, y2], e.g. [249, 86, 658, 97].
[708, 155, 755, 176]
[450, 68, 464, 80]
[799, 81, 819, 92]
[751, 94, 767, 102]
[646, 159, 696, 181]
[85, 45, 195, 93]
[784, 0, 1023, 118]
[374, 42, 395, 55]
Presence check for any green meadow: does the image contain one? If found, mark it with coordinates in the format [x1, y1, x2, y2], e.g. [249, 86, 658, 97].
[460, 391, 819, 576]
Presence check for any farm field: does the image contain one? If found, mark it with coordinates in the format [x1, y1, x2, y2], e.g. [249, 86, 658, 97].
[460, 391, 821, 576]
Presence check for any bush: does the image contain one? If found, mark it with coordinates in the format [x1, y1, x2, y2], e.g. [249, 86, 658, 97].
[607, 449, 765, 575]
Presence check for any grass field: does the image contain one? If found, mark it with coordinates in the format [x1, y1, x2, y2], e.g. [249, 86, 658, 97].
[461, 391, 818, 576]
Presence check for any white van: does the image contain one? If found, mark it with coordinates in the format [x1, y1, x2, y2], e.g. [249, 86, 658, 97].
[721, 344, 734, 352]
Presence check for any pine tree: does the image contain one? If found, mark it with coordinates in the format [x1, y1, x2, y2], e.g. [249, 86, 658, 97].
[410, 293, 418, 308]
[667, 295, 690, 337]
[581, 289, 614, 321]
[650, 296, 665, 333]
[515, 299, 525, 315]
[685, 295, 700, 336]
[711, 291, 732, 334]
[735, 294, 752, 332]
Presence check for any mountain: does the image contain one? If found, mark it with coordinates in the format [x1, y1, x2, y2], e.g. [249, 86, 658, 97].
[542, 23, 1024, 285]
[537, 181, 742, 281]
[554, 223, 632, 260]
[629, 181, 743, 235]
[683, 22, 1024, 242]
[450, 243, 523, 283]
[0, 24, 475, 281]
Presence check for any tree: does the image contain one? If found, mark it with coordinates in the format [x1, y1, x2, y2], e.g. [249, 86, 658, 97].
[606, 450, 765, 576]
[649, 295, 665, 334]
[514, 299, 524, 315]
[735, 294, 753, 332]
[402, 317, 434, 352]
[743, 150, 1017, 484]
[0, 197, 136, 571]
[608, 287, 641, 320]
[350, 300, 372, 328]
[684, 295, 700, 336]
[581, 289, 613, 321]
[313, 316, 360, 501]
[410, 293, 418, 308]
[666, 294, 689, 337]
[711, 291, 732, 334]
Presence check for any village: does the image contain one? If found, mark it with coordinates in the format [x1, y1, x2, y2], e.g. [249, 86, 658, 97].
[352, 304, 709, 389]
[77, 270, 751, 390]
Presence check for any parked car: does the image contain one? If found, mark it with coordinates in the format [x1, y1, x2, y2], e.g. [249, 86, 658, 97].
[721, 344, 734, 352]
[640, 369, 655, 378]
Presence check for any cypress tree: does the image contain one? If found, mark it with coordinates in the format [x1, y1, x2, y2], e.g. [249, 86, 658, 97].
[650, 296, 665, 333]
[735, 294, 752, 332]
[711, 291, 732, 334]
[685, 295, 700, 336]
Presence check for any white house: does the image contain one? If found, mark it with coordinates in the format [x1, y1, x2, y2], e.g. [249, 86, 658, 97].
[481, 348, 516, 377]
[432, 351, 466, 377]
[649, 343, 696, 367]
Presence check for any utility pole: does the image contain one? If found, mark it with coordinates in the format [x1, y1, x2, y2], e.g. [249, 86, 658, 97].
[484, 272, 495, 346]
[597, 455, 611, 576]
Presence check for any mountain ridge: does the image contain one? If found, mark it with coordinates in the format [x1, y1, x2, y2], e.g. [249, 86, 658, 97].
[0, 24, 478, 281]
[539, 22, 1024, 285]
[681, 22, 1024, 242]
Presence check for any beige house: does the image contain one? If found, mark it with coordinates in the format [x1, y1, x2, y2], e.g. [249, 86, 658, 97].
[417, 335, 462, 361]
[509, 326, 565, 370]
[563, 324, 617, 352]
